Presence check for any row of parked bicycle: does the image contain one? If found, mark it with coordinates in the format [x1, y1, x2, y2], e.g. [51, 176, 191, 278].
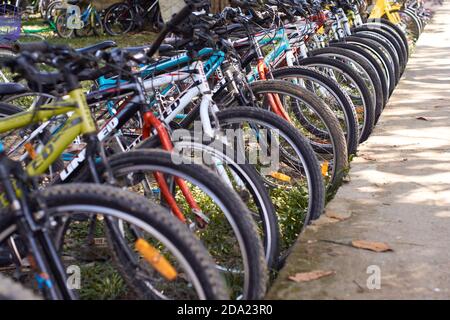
[0, 0, 434, 300]
[0, 0, 162, 39]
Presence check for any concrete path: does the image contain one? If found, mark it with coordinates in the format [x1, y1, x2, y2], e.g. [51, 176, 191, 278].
[268, 2, 450, 299]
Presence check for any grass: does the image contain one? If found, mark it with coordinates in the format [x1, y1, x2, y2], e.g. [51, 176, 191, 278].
[19, 18, 157, 48]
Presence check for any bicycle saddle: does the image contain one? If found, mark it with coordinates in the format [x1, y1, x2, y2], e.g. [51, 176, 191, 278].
[76, 40, 117, 55]
[0, 83, 28, 96]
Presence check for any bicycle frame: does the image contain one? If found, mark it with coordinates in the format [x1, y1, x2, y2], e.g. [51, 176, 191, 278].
[0, 88, 96, 177]
[369, 0, 402, 23]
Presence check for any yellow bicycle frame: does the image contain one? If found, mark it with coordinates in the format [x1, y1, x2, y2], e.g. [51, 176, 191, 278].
[0, 88, 96, 177]
[369, 0, 403, 24]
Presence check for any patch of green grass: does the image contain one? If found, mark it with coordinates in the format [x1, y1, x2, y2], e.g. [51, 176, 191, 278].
[79, 262, 127, 300]
[270, 184, 309, 252]
[19, 18, 157, 48]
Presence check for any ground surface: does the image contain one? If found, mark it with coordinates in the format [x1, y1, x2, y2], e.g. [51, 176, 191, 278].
[268, 2, 450, 299]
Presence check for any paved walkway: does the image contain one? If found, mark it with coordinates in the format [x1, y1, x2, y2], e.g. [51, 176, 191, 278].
[268, 2, 450, 299]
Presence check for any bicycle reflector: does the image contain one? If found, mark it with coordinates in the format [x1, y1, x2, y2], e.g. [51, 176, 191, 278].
[321, 161, 329, 177]
[270, 171, 292, 183]
[135, 238, 178, 281]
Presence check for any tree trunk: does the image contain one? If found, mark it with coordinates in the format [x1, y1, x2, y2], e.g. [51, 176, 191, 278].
[211, 0, 229, 13]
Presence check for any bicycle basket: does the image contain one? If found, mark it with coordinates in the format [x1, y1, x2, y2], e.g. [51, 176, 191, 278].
[0, 4, 21, 43]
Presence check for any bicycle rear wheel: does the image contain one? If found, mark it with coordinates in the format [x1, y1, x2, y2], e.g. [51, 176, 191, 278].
[103, 2, 135, 36]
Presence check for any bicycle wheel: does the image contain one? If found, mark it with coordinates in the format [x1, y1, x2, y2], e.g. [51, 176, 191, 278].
[309, 46, 384, 122]
[297, 54, 375, 140]
[55, 13, 74, 38]
[366, 18, 410, 61]
[134, 136, 280, 270]
[214, 106, 326, 230]
[352, 25, 407, 73]
[271, 66, 359, 155]
[352, 33, 401, 85]
[249, 80, 348, 190]
[45, 0, 62, 22]
[40, 183, 229, 300]
[330, 42, 389, 106]
[103, 2, 135, 36]
[343, 36, 396, 97]
[63, 150, 268, 299]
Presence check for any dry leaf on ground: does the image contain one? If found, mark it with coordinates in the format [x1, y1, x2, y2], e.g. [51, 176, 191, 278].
[325, 210, 350, 221]
[416, 116, 429, 121]
[351, 240, 393, 252]
[362, 155, 377, 161]
[288, 270, 335, 283]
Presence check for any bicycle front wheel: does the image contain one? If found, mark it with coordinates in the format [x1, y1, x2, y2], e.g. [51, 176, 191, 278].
[44, 183, 229, 300]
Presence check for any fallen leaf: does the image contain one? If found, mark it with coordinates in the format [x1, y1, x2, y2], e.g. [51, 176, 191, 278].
[416, 116, 428, 121]
[288, 270, 335, 282]
[362, 154, 376, 161]
[351, 240, 393, 252]
[325, 209, 350, 221]
[402, 158, 408, 161]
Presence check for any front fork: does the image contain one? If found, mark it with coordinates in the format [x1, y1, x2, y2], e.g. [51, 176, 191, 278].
[141, 111, 207, 227]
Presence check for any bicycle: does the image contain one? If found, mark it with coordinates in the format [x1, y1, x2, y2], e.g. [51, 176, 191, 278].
[103, 0, 162, 36]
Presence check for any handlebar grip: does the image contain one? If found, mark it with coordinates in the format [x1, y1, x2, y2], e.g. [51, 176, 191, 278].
[13, 41, 51, 53]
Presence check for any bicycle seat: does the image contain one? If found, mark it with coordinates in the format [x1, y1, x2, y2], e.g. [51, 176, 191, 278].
[68, 0, 80, 4]
[0, 83, 28, 96]
[76, 41, 117, 55]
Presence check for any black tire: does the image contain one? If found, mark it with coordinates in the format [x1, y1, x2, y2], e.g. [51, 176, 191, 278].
[271, 66, 359, 155]
[103, 2, 135, 36]
[366, 18, 410, 61]
[352, 32, 401, 85]
[343, 36, 397, 97]
[309, 46, 384, 122]
[0, 274, 41, 300]
[41, 183, 230, 300]
[65, 150, 269, 299]
[352, 25, 407, 73]
[297, 56, 375, 142]
[214, 107, 326, 218]
[330, 42, 389, 106]
[249, 80, 348, 189]
[55, 13, 74, 38]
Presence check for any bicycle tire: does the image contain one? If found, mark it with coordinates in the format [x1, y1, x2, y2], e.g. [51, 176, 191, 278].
[366, 18, 410, 61]
[343, 36, 396, 97]
[103, 2, 135, 36]
[40, 183, 230, 300]
[271, 66, 359, 155]
[309, 46, 384, 122]
[352, 25, 407, 73]
[60, 150, 269, 299]
[330, 42, 389, 106]
[249, 80, 348, 189]
[296, 56, 375, 142]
